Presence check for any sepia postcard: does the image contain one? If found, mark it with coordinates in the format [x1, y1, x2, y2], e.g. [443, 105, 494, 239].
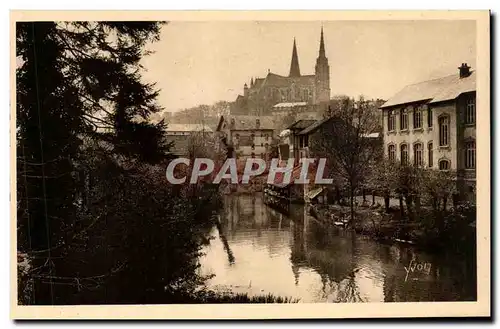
[10, 10, 490, 320]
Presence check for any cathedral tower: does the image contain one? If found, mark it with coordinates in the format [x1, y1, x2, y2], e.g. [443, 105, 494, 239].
[289, 38, 301, 77]
[314, 27, 330, 104]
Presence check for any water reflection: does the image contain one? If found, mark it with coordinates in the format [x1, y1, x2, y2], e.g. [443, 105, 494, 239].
[199, 194, 476, 303]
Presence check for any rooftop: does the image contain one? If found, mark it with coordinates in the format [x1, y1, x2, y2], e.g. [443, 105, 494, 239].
[381, 70, 476, 108]
[217, 115, 275, 131]
[273, 102, 308, 108]
[287, 119, 317, 131]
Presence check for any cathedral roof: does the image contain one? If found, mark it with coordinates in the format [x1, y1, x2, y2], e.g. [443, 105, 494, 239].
[253, 78, 265, 89]
[256, 72, 316, 89]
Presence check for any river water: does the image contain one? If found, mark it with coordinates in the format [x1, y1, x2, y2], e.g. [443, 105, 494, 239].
[199, 194, 476, 303]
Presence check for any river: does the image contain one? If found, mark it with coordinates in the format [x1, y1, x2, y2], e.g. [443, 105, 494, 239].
[198, 194, 476, 303]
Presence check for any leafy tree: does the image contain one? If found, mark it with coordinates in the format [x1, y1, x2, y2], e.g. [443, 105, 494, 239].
[370, 157, 397, 212]
[391, 162, 426, 221]
[310, 96, 381, 225]
[16, 21, 169, 304]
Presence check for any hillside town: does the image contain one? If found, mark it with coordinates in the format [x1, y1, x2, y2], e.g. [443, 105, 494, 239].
[160, 27, 477, 301]
[16, 20, 478, 306]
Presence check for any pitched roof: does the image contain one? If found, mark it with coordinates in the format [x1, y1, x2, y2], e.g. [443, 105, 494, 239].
[262, 72, 290, 88]
[273, 102, 308, 108]
[381, 71, 476, 108]
[297, 116, 346, 135]
[287, 119, 317, 130]
[253, 78, 265, 89]
[296, 75, 316, 84]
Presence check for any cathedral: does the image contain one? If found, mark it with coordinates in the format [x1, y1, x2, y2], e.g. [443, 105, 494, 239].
[231, 28, 331, 116]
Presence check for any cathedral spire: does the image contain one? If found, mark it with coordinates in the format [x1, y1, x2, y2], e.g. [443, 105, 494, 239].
[289, 38, 301, 77]
[319, 26, 326, 58]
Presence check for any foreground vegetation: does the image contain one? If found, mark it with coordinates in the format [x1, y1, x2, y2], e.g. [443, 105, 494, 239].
[310, 197, 476, 253]
[16, 21, 292, 305]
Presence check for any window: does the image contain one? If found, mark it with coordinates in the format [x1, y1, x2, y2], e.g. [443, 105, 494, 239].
[251, 152, 255, 158]
[413, 143, 423, 166]
[438, 116, 449, 146]
[400, 144, 408, 165]
[466, 96, 476, 124]
[427, 108, 433, 128]
[413, 107, 422, 129]
[439, 159, 450, 171]
[260, 143, 263, 147]
[251, 144, 255, 150]
[400, 108, 408, 130]
[388, 110, 396, 131]
[465, 141, 475, 169]
[428, 142, 433, 168]
[251, 133, 255, 140]
[256, 119, 261, 128]
[388, 144, 396, 162]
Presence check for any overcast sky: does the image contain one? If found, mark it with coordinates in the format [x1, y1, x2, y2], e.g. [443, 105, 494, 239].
[140, 20, 476, 112]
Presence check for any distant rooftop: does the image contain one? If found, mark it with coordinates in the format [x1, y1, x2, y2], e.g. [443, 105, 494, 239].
[381, 66, 476, 108]
[287, 119, 317, 130]
[217, 115, 274, 131]
[273, 102, 308, 108]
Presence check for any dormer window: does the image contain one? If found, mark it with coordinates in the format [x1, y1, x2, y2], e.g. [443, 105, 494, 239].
[256, 118, 260, 128]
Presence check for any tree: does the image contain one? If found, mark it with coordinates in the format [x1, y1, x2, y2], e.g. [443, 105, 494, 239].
[310, 96, 381, 225]
[392, 162, 426, 221]
[422, 169, 458, 212]
[16, 21, 168, 304]
[322, 94, 350, 118]
[370, 157, 397, 212]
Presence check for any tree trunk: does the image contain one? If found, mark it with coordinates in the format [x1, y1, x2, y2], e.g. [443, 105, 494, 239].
[350, 187, 355, 226]
[432, 195, 438, 212]
[399, 195, 405, 219]
[405, 194, 413, 221]
[383, 190, 390, 213]
[372, 190, 376, 206]
[362, 188, 366, 202]
[452, 193, 458, 208]
[443, 196, 448, 211]
[415, 196, 421, 215]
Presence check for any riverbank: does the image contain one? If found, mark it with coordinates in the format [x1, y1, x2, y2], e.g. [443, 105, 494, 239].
[309, 202, 476, 252]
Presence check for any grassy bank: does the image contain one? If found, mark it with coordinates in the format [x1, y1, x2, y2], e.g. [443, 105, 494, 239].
[309, 202, 476, 253]
[181, 291, 299, 304]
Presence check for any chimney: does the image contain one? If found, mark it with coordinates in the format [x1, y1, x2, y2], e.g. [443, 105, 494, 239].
[458, 63, 471, 78]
